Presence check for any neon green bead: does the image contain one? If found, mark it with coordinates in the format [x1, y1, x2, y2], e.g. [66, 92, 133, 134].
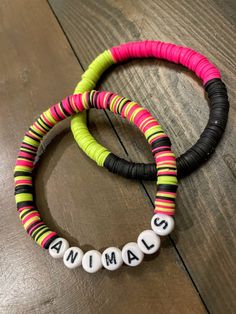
[71, 50, 115, 166]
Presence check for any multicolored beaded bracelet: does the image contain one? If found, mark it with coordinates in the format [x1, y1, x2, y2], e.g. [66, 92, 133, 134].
[71, 41, 229, 180]
[14, 90, 177, 272]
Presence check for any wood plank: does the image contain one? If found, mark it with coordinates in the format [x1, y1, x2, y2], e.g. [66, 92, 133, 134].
[0, 0, 205, 313]
[49, 0, 236, 313]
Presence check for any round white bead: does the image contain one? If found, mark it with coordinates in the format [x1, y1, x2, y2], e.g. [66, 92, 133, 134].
[82, 250, 102, 273]
[49, 237, 69, 259]
[101, 247, 123, 271]
[63, 247, 84, 269]
[151, 213, 175, 236]
[122, 242, 144, 267]
[137, 230, 161, 254]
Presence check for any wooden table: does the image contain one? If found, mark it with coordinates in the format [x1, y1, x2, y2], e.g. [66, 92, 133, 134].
[0, 1, 235, 313]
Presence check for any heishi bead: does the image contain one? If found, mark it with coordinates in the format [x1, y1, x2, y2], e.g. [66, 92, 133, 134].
[101, 247, 123, 271]
[82, 250, 102, 273]
[63, 247, 84, 269]
[122, 242, 144, 267]
[49, 237, 69, 259]
[151, 213, 175, 236]
[137, 230, 161, 254]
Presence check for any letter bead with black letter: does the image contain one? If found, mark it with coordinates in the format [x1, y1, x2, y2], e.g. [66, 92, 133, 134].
[82, 250, 102, 273]
[137, 230, 161, 254]
[49, 237, 69, 259]
[151, 213, 174, 236]
[122, 242, 144, 267]
[63, 247, 84, 269]
[101, 247, 123, 271]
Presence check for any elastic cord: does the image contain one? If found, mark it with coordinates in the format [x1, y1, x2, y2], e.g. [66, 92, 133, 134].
[71, 41, 229, 179]
[14, 91, 177, 249]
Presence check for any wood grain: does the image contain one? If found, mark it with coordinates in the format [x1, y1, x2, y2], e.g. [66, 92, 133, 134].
[49, 0, 236, 313]
[0, 1, 206, 313]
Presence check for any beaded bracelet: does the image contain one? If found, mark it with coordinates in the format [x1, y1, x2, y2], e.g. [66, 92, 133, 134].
[15, 90, 177, 272]
[71, 41, 229, 180]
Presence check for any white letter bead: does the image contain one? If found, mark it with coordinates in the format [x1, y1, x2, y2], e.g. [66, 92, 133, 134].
[101, 247, 123, 271]
[137, 230, 161, 254]
[49, 237, 69, 259]
[63, 247, 84, 269]
[151, 213, 174, 236]
[122, 242, 144, 267]
[82, 250, 102, 273]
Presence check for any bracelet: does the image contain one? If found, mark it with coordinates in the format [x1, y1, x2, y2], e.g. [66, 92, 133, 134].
[71, 41, 229, 180]
[14, 90, 178, 273]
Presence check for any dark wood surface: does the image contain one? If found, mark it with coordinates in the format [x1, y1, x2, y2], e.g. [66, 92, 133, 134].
[0, 0, 235, 313]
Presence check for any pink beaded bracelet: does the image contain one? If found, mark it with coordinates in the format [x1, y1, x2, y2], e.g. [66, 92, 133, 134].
[15, 90, 177, 272]
[72, 41, 229, 180]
